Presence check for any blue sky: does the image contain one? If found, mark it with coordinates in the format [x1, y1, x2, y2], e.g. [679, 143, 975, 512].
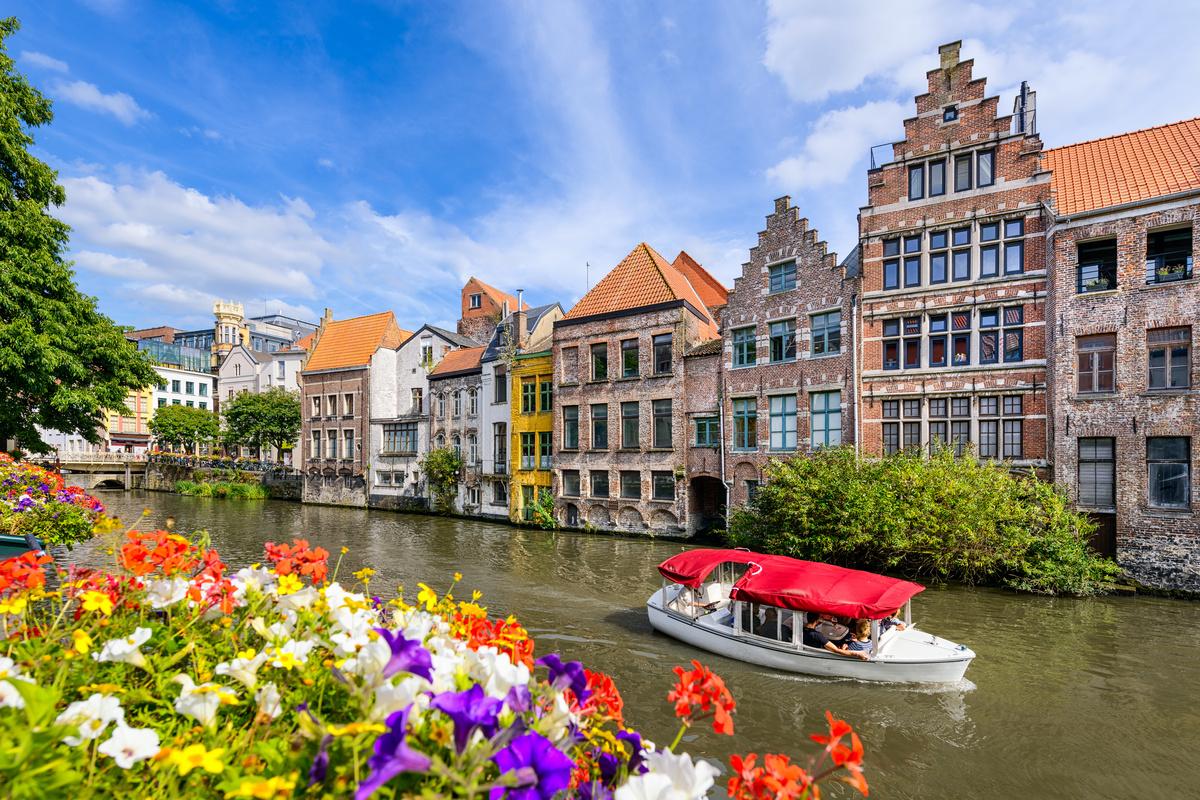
[12, 0, 1200, 332]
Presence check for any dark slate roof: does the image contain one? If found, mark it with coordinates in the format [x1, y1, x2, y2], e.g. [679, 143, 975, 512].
[480, 302, 562, 363]
[839, 244, 861, 279]
[684, 339, 723, 357]
[425, 325, 481, 348]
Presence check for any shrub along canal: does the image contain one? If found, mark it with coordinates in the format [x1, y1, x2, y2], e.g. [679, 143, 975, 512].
[84, 491, 1199, 800]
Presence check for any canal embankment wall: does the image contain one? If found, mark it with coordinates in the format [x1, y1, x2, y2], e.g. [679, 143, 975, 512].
[143, 464, 303, 501]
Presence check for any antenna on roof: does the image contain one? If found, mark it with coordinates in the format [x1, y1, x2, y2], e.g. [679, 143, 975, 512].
[586, 262, 590, 293]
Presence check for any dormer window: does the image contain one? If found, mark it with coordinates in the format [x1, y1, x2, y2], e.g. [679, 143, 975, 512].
[469, 293, 482, 309]
[943, 106, 958, 122]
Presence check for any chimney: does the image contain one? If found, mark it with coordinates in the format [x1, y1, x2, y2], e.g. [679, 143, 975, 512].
[513, 289, 527, 349]
[939, 41, 961, 71]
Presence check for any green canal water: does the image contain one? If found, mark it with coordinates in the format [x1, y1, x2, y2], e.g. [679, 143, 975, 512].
[81, 491, 1199, 800]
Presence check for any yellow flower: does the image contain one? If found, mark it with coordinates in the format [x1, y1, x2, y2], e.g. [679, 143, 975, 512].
[276, 574, 302, 596]
[326, 722, 386, 737]
[0, 596, 28, 615]
[340, 547, 349, 554]
[72, 629, 93, 654]
[237, 648, 258, 660]
[458, 601, 487, 619]
[417, 583, 438, 611]
[79, 590, 114, 616]
[224, 775, 297, 799]
[170, 744, 226, 775]
[453, 572, 462, 582]
[191, 685, 241, 705]
[80, 683, 124, 695]
[273, 652, 302, 671]
[352, 567, 376, 581]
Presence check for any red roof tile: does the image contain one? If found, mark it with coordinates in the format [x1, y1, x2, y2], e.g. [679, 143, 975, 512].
[1045, 117, 1200, 216]
[429, 345, 486, 377]
[471, 278, 529, 311]
[304, 312, 411, 372]
[563, 243, 719, 339]
[285, 332, 316, 352]
[672, 251, 729, 308]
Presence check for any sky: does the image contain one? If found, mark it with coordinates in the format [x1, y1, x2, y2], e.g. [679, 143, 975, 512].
[11, 0, 1200, 333]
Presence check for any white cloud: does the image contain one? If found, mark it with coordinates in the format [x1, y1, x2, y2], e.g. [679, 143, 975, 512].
[51, 79, 152, 125]
[767, 100, 906, 190]
[763, 0, 1006, 102]
[60, 169, 334, 320]
[20, 51, 69, 73]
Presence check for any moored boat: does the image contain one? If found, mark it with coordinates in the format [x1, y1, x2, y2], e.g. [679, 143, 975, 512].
[647, 548, 974, 683]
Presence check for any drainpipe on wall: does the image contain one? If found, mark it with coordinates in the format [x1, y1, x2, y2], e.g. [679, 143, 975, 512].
[852, 290, 861, 454]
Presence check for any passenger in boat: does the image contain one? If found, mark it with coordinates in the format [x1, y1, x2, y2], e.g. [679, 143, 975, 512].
[845, 619, 873, 654]
[755, 608, 793, 642]
[880, 608, 907, 633]
[802, 613, 870, 660]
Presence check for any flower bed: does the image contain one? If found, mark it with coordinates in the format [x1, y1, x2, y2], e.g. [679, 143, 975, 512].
[0, 527, 868, 799]
[0, 454, 106, 547]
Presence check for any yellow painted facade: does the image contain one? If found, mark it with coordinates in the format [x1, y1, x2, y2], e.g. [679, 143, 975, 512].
[106, 388, 153, 450]
[509, 351, 554, 521]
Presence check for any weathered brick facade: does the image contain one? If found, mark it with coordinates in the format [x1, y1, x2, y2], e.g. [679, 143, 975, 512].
[721, 197, 857, 507]
[1047, 201, 1200, 587]
[300, 367, 371, 505]
[682, 342, 725, 534]
[457, 278, 526, 345]
[858, 42, 1050, 472]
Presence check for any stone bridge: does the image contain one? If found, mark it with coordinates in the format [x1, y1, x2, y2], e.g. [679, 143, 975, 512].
[28, 454, 147, 491]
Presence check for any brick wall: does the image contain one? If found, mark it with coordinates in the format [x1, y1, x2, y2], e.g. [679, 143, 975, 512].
[722, 196, 856, 508]
[299, 368, 369, 477]
[428, 371, 484, 513]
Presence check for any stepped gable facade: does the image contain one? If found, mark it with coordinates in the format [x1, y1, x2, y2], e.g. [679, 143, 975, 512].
[300, 311, 410, 505]
[1043, 117, 1200, 584]
[722, 196, 855, 508]
[857, 41, 1051, 472]
[552, 242, 721, 535]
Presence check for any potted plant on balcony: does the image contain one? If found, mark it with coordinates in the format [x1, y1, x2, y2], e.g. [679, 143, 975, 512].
[1084, 277, 1110, 292]
[1157, 264, 1187, 282]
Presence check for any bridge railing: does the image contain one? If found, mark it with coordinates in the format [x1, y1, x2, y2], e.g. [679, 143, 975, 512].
[28, 452, 147, 463]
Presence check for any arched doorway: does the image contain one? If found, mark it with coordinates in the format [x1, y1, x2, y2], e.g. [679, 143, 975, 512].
[688, 476, 727, 536]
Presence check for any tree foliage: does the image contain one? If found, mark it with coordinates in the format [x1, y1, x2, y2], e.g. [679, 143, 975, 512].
[221, 387, 301, 456]
[148, 404, 219, 452]
[419, 446, 463, 514]
[725, 446, 1119, 596]
[0, 18, 158, 453]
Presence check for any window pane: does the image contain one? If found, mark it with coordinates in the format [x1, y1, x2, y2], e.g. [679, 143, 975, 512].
[980, 244, 999, 277]
[883, 319, 901, 337]
[930, 336, 947, 366]
[905, 257, 921, 286]
[909, 164, 924, 200]
[980, 222, 999, 242]
[954, 335, 971, 365]
[953, 250, 970, 280]
[953, 227, 971, 246]
[905, 339, 920, 368]
[1150, 463, 1189, 507]
[1005, 241, 1024, 274]
[883, 239, 900, 257]
[884, 260, 899, 289]
[955, 156, 971, 191]
[1148, 437, 1188, 461]
[622, 339, 639, 377]
[883, 341, 899, 369]
[1005, 219, 1024, 238]
[930, 161, 945, 196]
[930, 252, 947, 283]
[653, 333, 672, 374]
[930, 231, 948, 250]
[978, 150, 994, 186]
[930, 315, 948, 333]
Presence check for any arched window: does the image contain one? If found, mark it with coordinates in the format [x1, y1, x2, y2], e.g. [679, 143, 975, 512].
[436, 434, 445, 449]
[468, 389, 478, 416]
[437, 393, 445, 418]
[467, 433, 478, 463]
[451, 434, 461, 455]
[453, 391, 462, 417]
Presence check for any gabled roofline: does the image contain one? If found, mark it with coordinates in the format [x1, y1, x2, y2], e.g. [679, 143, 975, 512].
[554, 298, 708, 329]
[427, 366, 483, 381]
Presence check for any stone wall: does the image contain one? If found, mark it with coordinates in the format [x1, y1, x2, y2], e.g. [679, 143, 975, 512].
[263, 475, 302, 501]
[302, 473, 368, 506]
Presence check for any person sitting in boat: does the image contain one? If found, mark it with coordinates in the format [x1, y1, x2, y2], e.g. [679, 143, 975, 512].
[880, 608, 907, 633]
[803, 613, 870, 660]
[755, 608, 793, 642]
[845, 619, 873, 655]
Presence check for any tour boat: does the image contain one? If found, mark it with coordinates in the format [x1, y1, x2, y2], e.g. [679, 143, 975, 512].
[647, 548, 974, 683]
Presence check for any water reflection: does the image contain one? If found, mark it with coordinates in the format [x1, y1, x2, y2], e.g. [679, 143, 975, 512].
[83, 491, 1200, 800]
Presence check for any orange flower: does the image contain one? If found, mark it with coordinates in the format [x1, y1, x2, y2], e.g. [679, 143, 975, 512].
[263, 539, 329, 584]
[0, 551, 52, 594]
[667, 660, 735, 735]
[728, 753, 813, 800]
[579, 669, 624, 724]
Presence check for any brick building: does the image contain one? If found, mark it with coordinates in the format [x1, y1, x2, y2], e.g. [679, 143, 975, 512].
[457, 277, 529, 344]
[1043, 118, 1200, 585]
[300, 311, 410, 505]
[553, 243, 723, 534]
[682, 339, 725, 534]
[428, 346, 487, 513]
[858, 42, 1050, 473]
[722, 197, 856, 507]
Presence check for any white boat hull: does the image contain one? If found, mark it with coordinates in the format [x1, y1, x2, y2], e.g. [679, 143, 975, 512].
[647, 588, 974, 684]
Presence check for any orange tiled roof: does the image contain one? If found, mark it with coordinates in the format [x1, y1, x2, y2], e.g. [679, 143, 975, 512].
[472, 278, 529, 311]
[672, 251, 729, 308]
[429, 345, 486, 377]
[304, 312, 410, 372]
[1045, 117, 1200, 216]
[285, 332, 316, 352]
[563, 244, 719, 339]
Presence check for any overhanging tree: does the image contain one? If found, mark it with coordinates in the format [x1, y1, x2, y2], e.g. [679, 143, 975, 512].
[148, 405, 219, 453]
[222, 387, 302, 458]
[0, 17, 158, 453]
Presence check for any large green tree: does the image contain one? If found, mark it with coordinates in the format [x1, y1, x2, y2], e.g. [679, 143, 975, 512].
[0, 17, 158, 453]
[222, 387, 301, 457]
[148, 404, 220, 452]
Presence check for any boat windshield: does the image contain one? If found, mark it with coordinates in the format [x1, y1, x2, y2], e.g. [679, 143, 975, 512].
[740, 602, 795, 645]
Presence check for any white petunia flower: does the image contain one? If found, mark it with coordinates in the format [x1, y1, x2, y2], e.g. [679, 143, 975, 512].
[250, 610, 297, 644]
[232, 565, 277, 597]
[97, 724, 160, 769]
[56, 693, 125, 747]
[255, 681, 283, 719]
[93, 627, 153, 668]
[144, 577, 190, 609]
[328, 611, 375, 657]
[269, 638, 317, 667]
[0, 657, 34, 709]
[536, 691, 579, 744]
[613, 772, 676, 800]
[616, 749, 720, 800]
[464, 647, 532, 700]
[275, 585, 318, 611]
[371, 675, 430, 720]
[215, 651, 270, 690]
[172, 675, 238, 729]
[341, 637, 390, 677]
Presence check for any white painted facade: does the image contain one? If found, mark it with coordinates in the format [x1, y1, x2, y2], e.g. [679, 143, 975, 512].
[151, 364, 215, 414]
[478, 356, 512, 518]
[217, 345, 306, 403]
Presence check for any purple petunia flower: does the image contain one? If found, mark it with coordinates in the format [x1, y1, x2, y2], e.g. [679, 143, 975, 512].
[577, 780, 614, 800]
[504, 684, 532, 715]
[429, 684, 503, 754]
[308, 734, 333, 786]
[372, 628, 434, 681]
[355, 704, 433, 800]
[489, 731, 574, 800]
[616, 729, 647, 775]
[534, 654, 590, 704]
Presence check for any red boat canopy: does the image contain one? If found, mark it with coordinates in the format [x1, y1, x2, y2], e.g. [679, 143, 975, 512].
[657, 548, 924, 620]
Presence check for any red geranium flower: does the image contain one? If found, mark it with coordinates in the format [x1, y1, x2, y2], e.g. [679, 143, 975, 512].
[667, 660, 735, 735]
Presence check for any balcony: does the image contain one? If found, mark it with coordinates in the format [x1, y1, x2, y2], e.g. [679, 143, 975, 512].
[1146, 254, 1193, 285]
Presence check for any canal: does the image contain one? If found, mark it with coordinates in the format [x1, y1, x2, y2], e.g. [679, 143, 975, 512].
[85, 492, 1199, 799]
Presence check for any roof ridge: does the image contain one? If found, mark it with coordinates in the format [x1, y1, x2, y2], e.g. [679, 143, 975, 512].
[1046, 116, 1200, 154]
